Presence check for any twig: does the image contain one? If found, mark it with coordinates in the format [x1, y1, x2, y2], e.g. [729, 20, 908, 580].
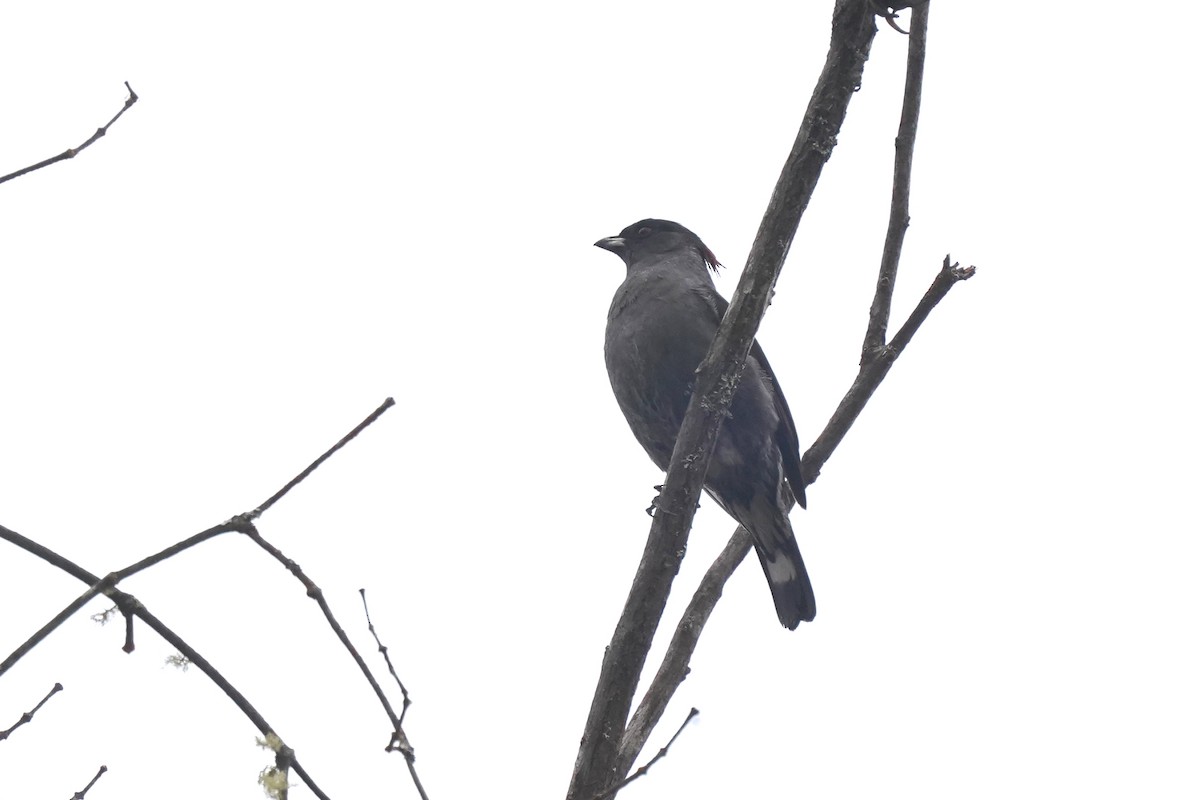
[0, 399, 400, 798]
[0, 683, 64, 742]
[69, 765, 108, 800]
[863, 0, 928, 357]
[360, 589, 412, 726]
[238, 528, 430, 798]
[118, 397, 396, 580]
[240, 527, 404, 735]
[111, 522, 241, 582]
[589, 709, 698, 800]
[870, 0, 927, 34]
[116, 589, 333, 800]
[358, 590, 429, 799]
[251, 397, 395, 519]
[804, 256, 973, 480]
[565, 4, 879, 799]
[0, 529, 118, 677]
[616, 531, 750, 776]
[0, 82, 138, 186]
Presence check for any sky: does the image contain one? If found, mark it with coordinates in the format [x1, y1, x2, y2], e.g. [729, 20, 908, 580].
[2, 2, 1198, 798]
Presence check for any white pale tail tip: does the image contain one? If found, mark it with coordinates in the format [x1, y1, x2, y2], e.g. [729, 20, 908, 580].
[766, 553, 798, 584]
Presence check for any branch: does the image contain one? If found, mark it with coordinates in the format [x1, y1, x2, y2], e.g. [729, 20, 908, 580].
[251, 396, 396, 519]
[617, 532, 750, 776]
[589, 709, 699, 800]
[863, 0, 928, 355]
[0, 534, 118, 676]
[566, 4, 878, 798]
[608, 1, 975, 776]
[360, 589, 413, 727]
[0, 531, 333, 799]
[615, 256, 974, 774]
[69, 765, 108, 800]
[106, 585, 334, 799]
[239, 526, 431, 799]
[0, 682, 63, 742]
[0, 82, 138, 186]
[0, 400, 397, 798]
[804, 255, 973, 479]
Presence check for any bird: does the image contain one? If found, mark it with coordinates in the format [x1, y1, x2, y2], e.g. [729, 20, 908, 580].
[595, 218, 815, 629]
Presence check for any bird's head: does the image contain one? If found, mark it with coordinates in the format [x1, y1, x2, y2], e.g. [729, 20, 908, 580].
[594, 219, 722, 272]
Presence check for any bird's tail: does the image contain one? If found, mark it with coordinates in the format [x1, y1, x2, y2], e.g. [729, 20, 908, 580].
[749, 513, 816, 630]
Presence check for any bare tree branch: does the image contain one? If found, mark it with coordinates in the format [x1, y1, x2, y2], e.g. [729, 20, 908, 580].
[69, 764, 108, 800]
[617, 532, 750, 776]
[590, 709, 699, 800]
[251, 396, 396, 519]
[804, 256, 973, 479]
[863, 0, 928, 356]
[357, 591, 431, 798]
[589, 0, 976, 784]
[0, 82, 138, 186]
[616, 259, 974, 772]
[360, 589, 413, 727]
[0, 399, 398, 799]
[0, 682, 63, 743]
[3, 398, 396, 671]
[239, 524, 432, 798]
[566, 3, 878, 798]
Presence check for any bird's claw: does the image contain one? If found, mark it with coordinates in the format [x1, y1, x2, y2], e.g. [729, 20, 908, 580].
[869, 0, 925, 34]
[645, 485, 700, 517]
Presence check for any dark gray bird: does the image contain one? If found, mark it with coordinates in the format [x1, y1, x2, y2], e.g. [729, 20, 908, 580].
[596, 218, 815, 629]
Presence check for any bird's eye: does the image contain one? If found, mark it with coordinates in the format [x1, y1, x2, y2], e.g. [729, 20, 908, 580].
[637, 227, 651, 236]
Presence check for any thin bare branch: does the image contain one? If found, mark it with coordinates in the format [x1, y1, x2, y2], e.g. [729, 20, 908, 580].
[120, 397, 396, 578]
[0, 544, 333, 797]
[617, 531, 750, 776]
[566, 4, 878, 798]
[360, 589, 413, 726]
[0, 683, 63, 742]
[589, 709, 699, 800]
[359, 590, 429, 799]
[0, 82, 138, 186]
[887, 255, 975, 353]
[69, 764, 108, 800]
[863, 0, 928, 356]
[115, 589, 334, 800]
[0, 399, 400, 798]
[0, 529, 117, 676]
[251, 397, 395, 519]
[240, 529, 414, 739]
[115, 521, 242, 582]
[805, 255, 973, 479]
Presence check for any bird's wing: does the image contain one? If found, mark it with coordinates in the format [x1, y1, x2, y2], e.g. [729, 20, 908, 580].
[695, 286, 806, 509]
[748, 339, 806, 509]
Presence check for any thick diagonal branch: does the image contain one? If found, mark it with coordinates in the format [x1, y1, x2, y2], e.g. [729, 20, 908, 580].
[565, 4, 878, 799]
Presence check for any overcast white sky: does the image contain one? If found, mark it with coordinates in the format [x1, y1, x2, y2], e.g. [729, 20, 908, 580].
[2, 2, 1197, 798]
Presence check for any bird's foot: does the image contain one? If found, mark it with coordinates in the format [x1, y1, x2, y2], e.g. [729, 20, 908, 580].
[645, 485, 699, 517]
[869, 0, 924, 34]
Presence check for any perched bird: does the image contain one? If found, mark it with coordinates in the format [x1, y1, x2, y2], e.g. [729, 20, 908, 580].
[596, 218, 815, 629]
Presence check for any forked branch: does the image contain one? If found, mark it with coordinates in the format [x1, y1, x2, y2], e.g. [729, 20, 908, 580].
[566, 3, 879, 798]
[581, 1, 976, 792]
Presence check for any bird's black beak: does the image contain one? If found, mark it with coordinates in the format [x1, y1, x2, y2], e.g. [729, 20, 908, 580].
[594, 236, 626, 254]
